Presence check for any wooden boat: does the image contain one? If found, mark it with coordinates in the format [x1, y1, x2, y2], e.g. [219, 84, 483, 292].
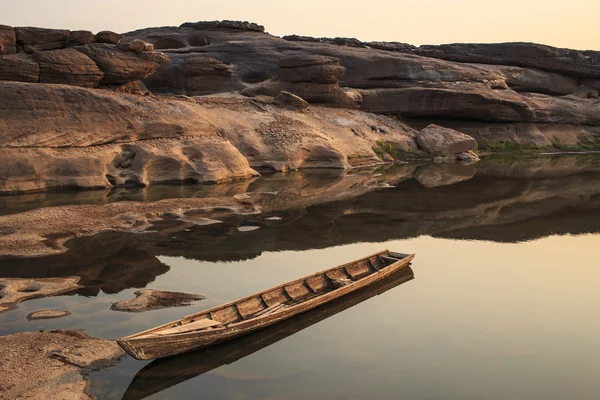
[121, 265, 415, 400]
[118, 250, 414, 360]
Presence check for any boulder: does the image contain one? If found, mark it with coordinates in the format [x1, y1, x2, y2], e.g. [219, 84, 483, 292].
[75, 43, 162, 84]
[417, 124, 478, 156]
[67, 30, 95, 46]
[95, 30, 123, 45]
[136, 50, 169, 64]
[0, 54, 39, 82]
[33, 48, 104, 88]
[274, 91, 309, 109]
[117, 37, 150, 53]
[0, 25, 16, 54]
[416, 42, 600, 78]
[14, 27, 70, 52]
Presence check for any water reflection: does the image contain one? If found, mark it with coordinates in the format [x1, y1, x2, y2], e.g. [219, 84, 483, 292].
[1, 156, 600, 295]
[118, 266, 414, 400]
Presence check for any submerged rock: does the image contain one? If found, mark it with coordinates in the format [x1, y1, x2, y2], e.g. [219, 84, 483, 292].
[27, 310, 72, 320]
[0, 277, 82, 313]
[111, 289, 206, 312]
[0, 330, 124, 399]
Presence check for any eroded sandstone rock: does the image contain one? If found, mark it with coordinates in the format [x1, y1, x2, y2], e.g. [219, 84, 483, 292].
[0, 277, 82, 313]
[0, 54, 39, 82]
[95, 30, 123, 45]
[416, 42, 600, 78]
[117, 37, 152, 53]
[66, 30, 95, 46]
[417, 124, 478, 156]
[111, 289, 206, 312]
[33, 48, 104, 87]
[0, 330, 124, 399]
[27, 310, 72, 320]
[15, 26, 70, 52]
[274, 91, 309, 109]
[75, 43, 164, 84]
[0, 24, 16, 54]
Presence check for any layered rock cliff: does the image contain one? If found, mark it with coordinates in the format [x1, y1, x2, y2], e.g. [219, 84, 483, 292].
[1, 20, 600, 194]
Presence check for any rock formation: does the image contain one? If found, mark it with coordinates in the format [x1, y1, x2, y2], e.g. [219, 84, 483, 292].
[0, 20, 600, 195]
[0, 277, 82, 312]
[0, 330, 124, 399]
[416, 124, 480, 163]
[27, 310, 72, 320]
[0, 24, 167, 90]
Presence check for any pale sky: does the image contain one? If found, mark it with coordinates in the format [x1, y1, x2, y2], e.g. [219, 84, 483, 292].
[2, 0, 599, 50]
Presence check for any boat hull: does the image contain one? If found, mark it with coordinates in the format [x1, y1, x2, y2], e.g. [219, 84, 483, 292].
[119, 251, 414, 360]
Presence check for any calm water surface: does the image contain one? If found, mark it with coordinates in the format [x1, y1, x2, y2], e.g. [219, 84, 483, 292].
[1, 156, 600, 400]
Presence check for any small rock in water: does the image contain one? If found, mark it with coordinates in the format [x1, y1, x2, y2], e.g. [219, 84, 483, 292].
[181, 216, 224, 226]
[238, 226, 261, 232]
[266, 217, 282, 221]
[27, 310, 72, 320]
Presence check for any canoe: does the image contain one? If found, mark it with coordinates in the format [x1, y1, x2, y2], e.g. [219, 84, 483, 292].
[118, 249, 414, 360]
[121, 265, 415, 400]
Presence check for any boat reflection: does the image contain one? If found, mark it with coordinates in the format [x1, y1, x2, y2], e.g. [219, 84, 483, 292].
[121, 265, 415, 400]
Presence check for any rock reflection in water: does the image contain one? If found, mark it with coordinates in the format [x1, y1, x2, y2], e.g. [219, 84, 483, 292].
[0, 156, 599, 296]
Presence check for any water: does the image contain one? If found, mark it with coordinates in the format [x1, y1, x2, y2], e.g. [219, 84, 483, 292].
[1, 155, 600, 400]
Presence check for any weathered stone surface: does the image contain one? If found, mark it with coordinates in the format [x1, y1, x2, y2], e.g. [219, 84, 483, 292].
[76, 43, 161, 84]
[15, 26, 70, 52]
[95, 30, 123, 44]
[117, 37, 150, 53]
[280, 62, 346, 84]
[33, 48, 104, 88]
[104, 80, 150, 96]
[416, 42, 600, 78]
[274, 91, 309, 109]
[0, 277, 82, 313]
[111, 289, 205, 312]
[486, 64, 580, 95]
[0, 54, 39, 82]
[417, 124, 478, 156]
[0, 25, 16, 54]
[144, 55, 239, 95]
[0, 330, 124, 399]
[136, 50, 169, 64]
[67, 30, 95, 46]
[27, 310, 72, 320]
[572, 85, 599, 99]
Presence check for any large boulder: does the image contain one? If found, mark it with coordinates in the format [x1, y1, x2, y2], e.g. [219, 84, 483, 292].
[95, 30, 123, 45]
[14, 27, 70, 52]
[0, 25, 16, 54]
[117, 37, 153, 53]
[0, 54, 39, 82]
[416, 124, 478, 156]
[417, 42, 600, 78]
[274, 91, 309, 109]
[75, 43, 163, 85]
[33, 48, 104, 88]
[66, 30, 95, 46]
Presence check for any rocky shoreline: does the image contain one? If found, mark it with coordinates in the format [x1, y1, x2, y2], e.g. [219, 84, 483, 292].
[1, 20, 599, 195]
